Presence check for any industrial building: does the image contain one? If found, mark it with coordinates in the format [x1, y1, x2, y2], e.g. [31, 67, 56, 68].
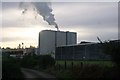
[2, 49, 23, 58]
[38, 30, 77, 57]
[55, 42, 112, 60]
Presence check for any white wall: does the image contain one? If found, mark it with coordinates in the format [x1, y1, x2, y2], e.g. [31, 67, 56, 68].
[39, 30, 55, 55]
[56, 31, 66, 47]
[67, 32, 77, 45]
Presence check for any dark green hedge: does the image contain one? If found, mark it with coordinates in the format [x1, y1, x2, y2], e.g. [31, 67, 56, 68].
[21, 54, 55, 69]
[2, 57, 23, 79]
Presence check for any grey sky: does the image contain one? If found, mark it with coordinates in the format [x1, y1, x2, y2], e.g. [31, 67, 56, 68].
[1, 2, 118, 48]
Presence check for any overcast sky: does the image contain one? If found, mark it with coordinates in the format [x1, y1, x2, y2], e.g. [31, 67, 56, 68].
[1, 2, 118, 48]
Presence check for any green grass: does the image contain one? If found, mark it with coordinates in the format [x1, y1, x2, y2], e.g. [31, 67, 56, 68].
[56, 60, 114, 67]
[42, 60, 116, 79]
[34, 60, 117, 79]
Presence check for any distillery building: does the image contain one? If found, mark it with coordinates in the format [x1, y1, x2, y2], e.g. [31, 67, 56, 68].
[38, 30, 77, 57]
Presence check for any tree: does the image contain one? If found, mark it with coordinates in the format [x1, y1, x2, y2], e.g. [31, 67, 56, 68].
[6, 47, 11, 49]
[103, 40, 120, 67]
[21, 54, 55, 69]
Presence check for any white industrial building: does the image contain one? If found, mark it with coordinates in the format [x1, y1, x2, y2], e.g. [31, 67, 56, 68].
[38, 30, 77, 57]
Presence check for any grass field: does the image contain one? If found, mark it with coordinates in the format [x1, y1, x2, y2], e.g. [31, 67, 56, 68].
[41, 60, 118, 79]
[56, 60, 114, 67]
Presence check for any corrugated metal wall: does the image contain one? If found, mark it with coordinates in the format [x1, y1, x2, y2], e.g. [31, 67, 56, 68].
[55, 43, 111, 60]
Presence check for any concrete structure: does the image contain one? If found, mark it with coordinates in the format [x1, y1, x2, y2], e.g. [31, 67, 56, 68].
[24, 47, 36, 56]
[2, 49, 23, 58]
[38, 30, 77, 57]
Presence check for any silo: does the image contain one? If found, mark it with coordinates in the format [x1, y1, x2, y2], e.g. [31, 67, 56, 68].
[66, 31, 77, 45]
[38, 30, 77, 57]
[56, 31, 66, 47]
[38, 30, 55, 55]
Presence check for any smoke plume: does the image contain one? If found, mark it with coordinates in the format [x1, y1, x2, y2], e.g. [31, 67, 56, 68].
[19, 2, 59, 30]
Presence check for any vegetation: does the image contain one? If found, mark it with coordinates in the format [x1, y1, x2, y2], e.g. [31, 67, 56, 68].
[103, 41, 120, 67]
[2, 40, 120, 79]
[41, 60, 119, 79]
[71, 64, 119, 79]
[101, 40, 120, 77]
[21, 54, 55, 69]
[20, 51, 120, 79]
[2, 56, 23, 79]
[56, 60, 114, 67]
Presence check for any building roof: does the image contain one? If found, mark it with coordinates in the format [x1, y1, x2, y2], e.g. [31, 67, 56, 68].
[40, 30, 76, 34]
[57, 42, 98, 47]
[57, 39, 120, 48]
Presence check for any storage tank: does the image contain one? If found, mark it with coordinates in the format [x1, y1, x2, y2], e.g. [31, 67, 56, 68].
[38, 30, 77, 57]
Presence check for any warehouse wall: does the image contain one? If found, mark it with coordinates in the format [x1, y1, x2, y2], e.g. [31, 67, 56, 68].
[55, 43, 111, 60]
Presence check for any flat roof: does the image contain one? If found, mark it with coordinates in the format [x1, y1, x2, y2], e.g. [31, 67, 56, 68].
[57, 42, 98, 47]
[57, 39, 120, 48]
[40, 30, 76, 34]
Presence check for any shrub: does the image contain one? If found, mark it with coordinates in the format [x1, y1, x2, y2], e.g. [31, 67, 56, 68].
[21, 55, 37, 68]
[102, 41, 120, 71]
[71, 64, 119, 79]
[21, 54, 55, 69]
[37, 55, 55, 69]
[2, 57, 23, 79]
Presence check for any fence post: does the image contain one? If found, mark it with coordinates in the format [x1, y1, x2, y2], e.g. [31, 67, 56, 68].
[71, 61, 74, 70]
[81, 62, 83, 68]
[58, 64, 61, 71]
[65, 60, 67, 69]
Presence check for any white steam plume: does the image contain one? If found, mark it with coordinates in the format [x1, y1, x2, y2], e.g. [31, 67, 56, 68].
[19, 2, 59, 31]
